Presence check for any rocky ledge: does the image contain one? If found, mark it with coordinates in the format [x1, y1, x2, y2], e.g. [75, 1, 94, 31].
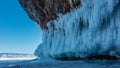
[19, 0, 80, 29]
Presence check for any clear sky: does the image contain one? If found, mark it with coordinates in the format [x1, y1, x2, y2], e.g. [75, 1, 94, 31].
[0, 0, 42, 54]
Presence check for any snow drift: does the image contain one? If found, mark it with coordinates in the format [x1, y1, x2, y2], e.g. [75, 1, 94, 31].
[19, 0, 120, 59]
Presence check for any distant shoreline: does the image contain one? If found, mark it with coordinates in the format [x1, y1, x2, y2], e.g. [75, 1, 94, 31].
[0, 53, 37, 60]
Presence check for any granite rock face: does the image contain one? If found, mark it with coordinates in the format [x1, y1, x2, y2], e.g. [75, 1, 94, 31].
[19, 0, 80, 29]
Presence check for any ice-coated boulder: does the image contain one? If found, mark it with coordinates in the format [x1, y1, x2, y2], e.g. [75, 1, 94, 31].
[19, 0, 120, 59]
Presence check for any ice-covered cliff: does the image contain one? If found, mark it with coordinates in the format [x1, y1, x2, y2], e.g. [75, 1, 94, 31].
[19, 0, 120, 59]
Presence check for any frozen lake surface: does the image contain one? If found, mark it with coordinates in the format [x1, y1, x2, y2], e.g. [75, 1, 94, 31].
[0, 58, 36, 68]
[0, 59, 120, 68]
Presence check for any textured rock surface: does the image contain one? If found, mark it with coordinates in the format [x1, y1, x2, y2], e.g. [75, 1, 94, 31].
[19, 0, 80, 29]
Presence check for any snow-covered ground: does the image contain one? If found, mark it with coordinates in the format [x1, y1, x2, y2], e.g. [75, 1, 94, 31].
[0, 53, 37, 60]
[0, 54, 120, 68]
[0, 58, 36, 68]
[0, 53, 36, 58]
[0, 53, 37, 68]
[1, 59, 120, 68]
[0, 57, 37, 61]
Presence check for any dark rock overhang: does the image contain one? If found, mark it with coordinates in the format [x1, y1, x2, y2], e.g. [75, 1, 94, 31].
[19, 0, 81, 29]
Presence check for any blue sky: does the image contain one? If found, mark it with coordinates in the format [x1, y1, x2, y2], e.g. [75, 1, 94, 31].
[0, 0, 42, 54]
